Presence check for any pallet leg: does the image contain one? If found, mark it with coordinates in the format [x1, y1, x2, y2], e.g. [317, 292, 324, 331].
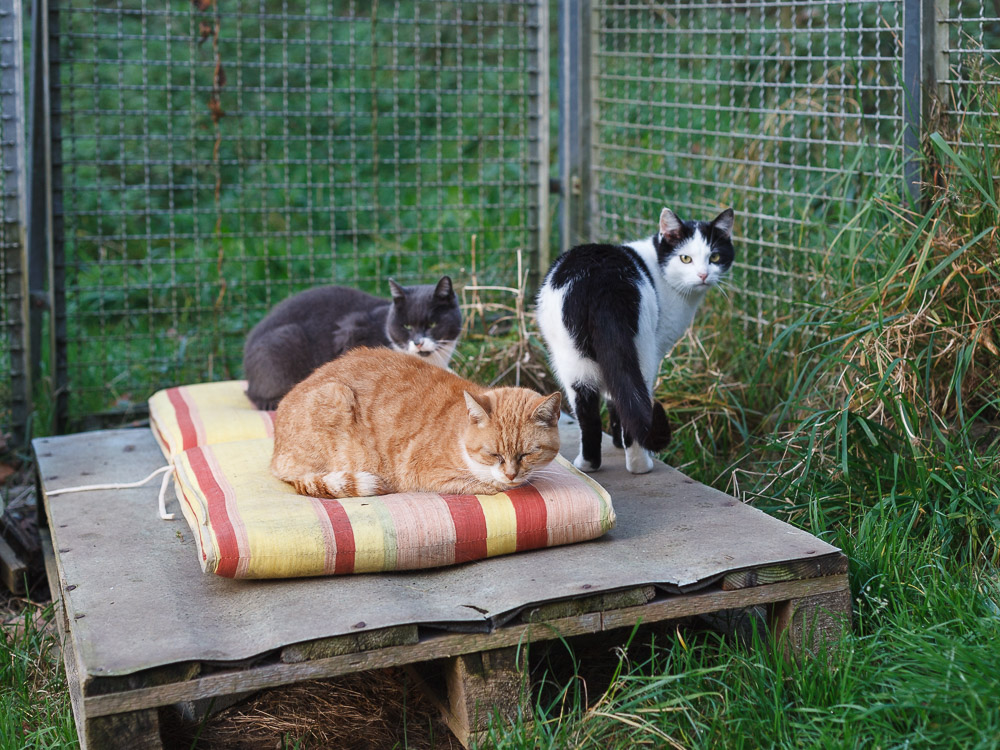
[441, 647, 531, 748]
[85, 709, 162, 750]
[768, 585, 852, 660]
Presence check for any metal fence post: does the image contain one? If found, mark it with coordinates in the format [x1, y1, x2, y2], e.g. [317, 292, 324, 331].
[0, 0, 31, 443]
[528, 0, 550, 290]
[922, 0, 949, 119]
[28, 0, 65, 432]
[902, 0, 922, 203]
[558, 0, 594, 253]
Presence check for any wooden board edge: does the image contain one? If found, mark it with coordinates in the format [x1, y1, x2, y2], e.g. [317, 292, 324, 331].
[83, 574, 850, 718]
[721, 553, 849, 591]
[281, 624, 419, 664]
[0, 534, 27, 595]
[40, 529, 88, 748]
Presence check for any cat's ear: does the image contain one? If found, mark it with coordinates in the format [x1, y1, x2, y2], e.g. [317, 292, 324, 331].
[388, 279, 406, 305]
[711, 208, 734, 240]
[532, 392, 562, 428]
[464, 391, 491, 427]
[433, 276, 455, 301]
[658, 208, 683, 242]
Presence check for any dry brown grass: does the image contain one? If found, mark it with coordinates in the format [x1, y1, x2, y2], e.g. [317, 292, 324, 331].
[164, 669, 459, 750]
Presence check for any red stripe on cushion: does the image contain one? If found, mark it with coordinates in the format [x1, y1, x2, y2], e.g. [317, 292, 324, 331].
[166, 386, 199, 452]
[509, 484, 549, 551]
[317, 501, 356, 574]
[443, 495, 489, 564]
[186, 447, 241, 578]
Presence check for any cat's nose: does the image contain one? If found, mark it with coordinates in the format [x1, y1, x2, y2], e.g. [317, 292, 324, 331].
[503, 465, 519, 481]
[698, 271, 709, 282]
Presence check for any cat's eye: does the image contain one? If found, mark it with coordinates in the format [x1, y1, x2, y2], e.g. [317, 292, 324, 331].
[679, 255, 692, 264]
[709, 252, 721, 263]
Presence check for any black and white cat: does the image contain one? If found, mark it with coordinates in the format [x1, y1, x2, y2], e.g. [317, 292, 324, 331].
[536, 207, 735, 474]
[244, 276, 462, 410]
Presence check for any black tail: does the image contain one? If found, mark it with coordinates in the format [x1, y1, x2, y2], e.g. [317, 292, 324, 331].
[590, 323, 663, 451]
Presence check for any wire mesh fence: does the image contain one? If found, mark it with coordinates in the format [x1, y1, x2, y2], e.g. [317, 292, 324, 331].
[2, 1, 998, 435]
[588, 0, 910, 332]
[942, 0, 1000, 146]
[48, 0, 548, 425]
[0, 0, 29, 442]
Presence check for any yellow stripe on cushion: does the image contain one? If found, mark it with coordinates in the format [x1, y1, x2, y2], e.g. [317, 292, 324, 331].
[479, 492, 519, 557]
[149, 381, 274, 459]
[337, 498, 390, 574]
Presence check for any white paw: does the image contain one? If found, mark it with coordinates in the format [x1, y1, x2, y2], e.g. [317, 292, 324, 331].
[322, 470, 348, 495]
[624, 445, 654, 474]
[573, 453, 601, 473]
[352, 471, 381, 496]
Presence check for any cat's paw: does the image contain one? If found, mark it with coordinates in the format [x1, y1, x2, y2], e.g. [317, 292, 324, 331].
[624, 445, 654, 474]
[573, 453, 601, 473]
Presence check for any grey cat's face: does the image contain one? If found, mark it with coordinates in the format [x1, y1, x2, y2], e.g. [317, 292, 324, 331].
[385, 276, 462, 369]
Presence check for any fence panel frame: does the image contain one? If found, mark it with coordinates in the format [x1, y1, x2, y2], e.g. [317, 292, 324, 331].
[33, 0, 550, 431]
[1, 0, 31, 442]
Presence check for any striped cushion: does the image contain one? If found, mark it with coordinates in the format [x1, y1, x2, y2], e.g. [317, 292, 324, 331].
[148, 381, 274, 459]
[149, 381, 616, 579]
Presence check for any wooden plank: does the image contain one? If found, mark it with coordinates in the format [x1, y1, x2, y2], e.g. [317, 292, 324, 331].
[443, 648, 531, 748]
[40, 530, 89, 748]
[84, 662, 201, 697]
[521, 586, 656, 623]
[722, 553, 849, 590]
[35, 428, 845, 679]
[83, 574, 849, 718]
[281, 625, 419, 664]
[0, 534, 27, 594]
[84, 710, 162, 750]
[769, 587, 853, 661]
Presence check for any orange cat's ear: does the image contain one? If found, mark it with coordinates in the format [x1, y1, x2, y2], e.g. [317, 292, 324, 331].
[533, 392, 562, 428]
[464, 391, 491, 427]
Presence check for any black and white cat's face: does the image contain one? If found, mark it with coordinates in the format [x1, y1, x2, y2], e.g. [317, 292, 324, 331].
[385, 276, 462, 369]
[655, 208, 735, 295]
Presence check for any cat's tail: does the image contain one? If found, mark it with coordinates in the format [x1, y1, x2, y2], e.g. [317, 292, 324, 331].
[592, 327, 671, 453]
[290, 471, 390, 499]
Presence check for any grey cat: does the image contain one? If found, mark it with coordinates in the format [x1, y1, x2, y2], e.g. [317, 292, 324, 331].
[244, 276, 462, 410]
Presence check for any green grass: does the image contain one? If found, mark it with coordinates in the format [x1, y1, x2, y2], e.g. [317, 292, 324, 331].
[9, 117, 998, 749]
[0, 602, 76, 748]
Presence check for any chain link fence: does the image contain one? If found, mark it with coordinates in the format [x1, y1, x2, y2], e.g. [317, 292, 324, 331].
[585, 0, 908, 330]
[572, 0, 997, 335]
[943, 1, 1000, 137]
[1, 1, 997, 436]
[43, 0, 548, 426]
[0, 0, 30, 443]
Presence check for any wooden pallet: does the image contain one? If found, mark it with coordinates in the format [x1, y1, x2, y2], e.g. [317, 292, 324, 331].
[36, 426, 850, 748]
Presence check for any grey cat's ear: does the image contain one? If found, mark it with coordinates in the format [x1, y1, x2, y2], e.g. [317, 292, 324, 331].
[434, 276, 455, 301]
[464, 391, 491, 427]
[658, 208, 683, 241]
[533, 392, 562, 428]
[711, 208, 734, 239]
[388, 279, 406, 304]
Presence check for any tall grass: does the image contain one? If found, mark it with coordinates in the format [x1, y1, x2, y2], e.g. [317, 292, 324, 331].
[0, 602, 76, 748]
[483, 78, 1000, 750]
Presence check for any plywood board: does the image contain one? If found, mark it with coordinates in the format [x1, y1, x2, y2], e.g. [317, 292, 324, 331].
[35, 418, 839, 678]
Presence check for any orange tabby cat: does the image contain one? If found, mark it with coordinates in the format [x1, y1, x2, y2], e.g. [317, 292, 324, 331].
[271, 347, 562, 498]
